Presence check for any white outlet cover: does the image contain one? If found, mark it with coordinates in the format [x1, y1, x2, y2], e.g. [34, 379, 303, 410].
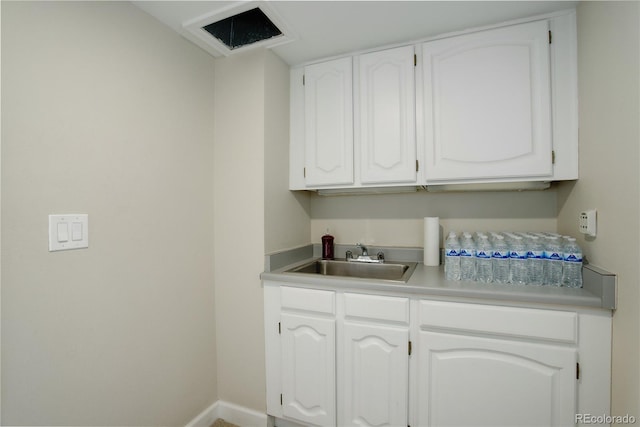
[49, 214, 89, 251]
[579, 209, 596, 237]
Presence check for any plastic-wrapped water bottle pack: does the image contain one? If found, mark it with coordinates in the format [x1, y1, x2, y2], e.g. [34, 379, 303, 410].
[443, 231, 583, 288]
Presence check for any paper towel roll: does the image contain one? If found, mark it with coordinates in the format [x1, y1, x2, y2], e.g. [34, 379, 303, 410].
[423, 217, 440, 266]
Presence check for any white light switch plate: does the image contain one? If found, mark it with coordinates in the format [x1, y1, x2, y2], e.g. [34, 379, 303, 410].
[49, 214, 89, 251]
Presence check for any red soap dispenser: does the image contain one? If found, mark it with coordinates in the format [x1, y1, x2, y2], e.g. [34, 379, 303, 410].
[321, 230, 335, 260]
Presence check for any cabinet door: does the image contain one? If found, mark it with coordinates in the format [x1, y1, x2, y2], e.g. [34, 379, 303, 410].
[359, 46, 417, 184]
[281, 313, 336, 426]
[340, 322, 409, 427]
[422, 20, 552, 182]
[417, 330, 577, 426]
[304, 57, 354, 186]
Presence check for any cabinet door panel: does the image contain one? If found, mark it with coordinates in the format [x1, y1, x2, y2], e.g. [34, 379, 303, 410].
[281, 313, 336, 426]
[359, 46, 417, 184]
[423, 20, 552, 182]
[304, 57, 354, 186]
[341, 322, 409, 427]
[417, 330, 576, 426]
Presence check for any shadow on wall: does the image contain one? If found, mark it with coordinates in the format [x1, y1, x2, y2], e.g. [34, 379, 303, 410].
[555, 180, 578, 215]
[292, 189, 312, 217]
[306, 186, 559, 220]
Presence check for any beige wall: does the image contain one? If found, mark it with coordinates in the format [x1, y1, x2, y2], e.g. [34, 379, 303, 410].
[213, 50, 266, 412]
[1, 2, 218, 425]
[310, 190, 558, 247]
[558, 1, 640, 417]
[264, 51, 311, 254]
[211, 49, 264, 412]
[213, 47, 306, 414]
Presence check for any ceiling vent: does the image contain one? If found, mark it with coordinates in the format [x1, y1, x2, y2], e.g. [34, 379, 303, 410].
[182, 2, 295, 57]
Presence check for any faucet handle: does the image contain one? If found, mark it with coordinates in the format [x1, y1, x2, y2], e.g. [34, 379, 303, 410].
[345, 250, 353, 261]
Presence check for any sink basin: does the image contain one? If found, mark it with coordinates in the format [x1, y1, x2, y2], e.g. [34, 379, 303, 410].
[286, 259, 417, 282]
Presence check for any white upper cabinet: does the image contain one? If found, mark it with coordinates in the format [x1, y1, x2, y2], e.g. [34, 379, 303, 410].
[422, 20, 553, 182]
[289, 10, 578, 190]
[358, 46, 417, 185]
[303, 57, 354, 187]
[291, 46, 419, 190]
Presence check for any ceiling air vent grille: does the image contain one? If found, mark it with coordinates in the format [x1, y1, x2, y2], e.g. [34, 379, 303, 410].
[202, 8, 282, 50]
[182, 2, 295, 57]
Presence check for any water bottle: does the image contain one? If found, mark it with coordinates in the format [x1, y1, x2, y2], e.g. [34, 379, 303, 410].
[459, 232, 476, 281]
[492, 234, 510, 284]
[475, 234, 493, 283]
[527, 235, 545, 286]
[444, 232, 461, 281]
[509, 235, 528, 285]
[544, 236, 563, 286]
[503, 232, 517, 280]
[562, 237, 583, 288]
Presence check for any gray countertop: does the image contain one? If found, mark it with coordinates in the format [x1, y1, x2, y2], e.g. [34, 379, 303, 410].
[261, 245, 616, 311]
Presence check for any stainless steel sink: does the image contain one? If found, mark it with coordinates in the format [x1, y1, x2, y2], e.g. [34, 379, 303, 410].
[286, 259, 417, 282]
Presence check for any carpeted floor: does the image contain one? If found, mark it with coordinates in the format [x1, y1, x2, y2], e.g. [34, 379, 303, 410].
[211, 418, 240, 427]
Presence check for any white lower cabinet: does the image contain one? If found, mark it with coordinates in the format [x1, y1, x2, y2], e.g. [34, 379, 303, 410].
[415, 300, 608, 427]
[339, 293, 410, 427]
[341, 322, 409, 426]
[417, 331, 576, 426]
[263, 281, 611, 427]
[265, 285, 337, 426]
[281, 312, 336, 425]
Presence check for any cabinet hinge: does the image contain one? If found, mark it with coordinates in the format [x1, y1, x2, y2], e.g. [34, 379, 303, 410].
[414, 54, 417, 67]
[552, 150, 556, 164]
[416, 160, 419, 172]
[278, 322, 281, 334]
[303, 167, 306, 178]
[549, 30, 552, 44]
[576, 362, 580, 380]
[280, 393, 283, 405]
[408, 341, 412, 356]
[303, 74, 305, 85]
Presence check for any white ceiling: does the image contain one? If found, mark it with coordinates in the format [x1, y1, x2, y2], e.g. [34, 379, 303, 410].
[133, 1, 578, 66]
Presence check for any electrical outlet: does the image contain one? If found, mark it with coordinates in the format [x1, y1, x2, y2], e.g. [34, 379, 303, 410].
[579, 209, 597, 237]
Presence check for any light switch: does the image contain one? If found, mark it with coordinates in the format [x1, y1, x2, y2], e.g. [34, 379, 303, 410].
[57, 223, 69, 242]
[71, 222, 83, 241]
[49, 214, 89, 251]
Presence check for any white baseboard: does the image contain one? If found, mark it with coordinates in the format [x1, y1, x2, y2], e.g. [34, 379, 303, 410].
[185, 401, 220, 427]
[185, 400, 268, 427]
[268, 417, 306, 427]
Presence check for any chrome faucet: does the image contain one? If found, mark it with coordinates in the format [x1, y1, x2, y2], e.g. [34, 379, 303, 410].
[356, 243, 369, 256]
[347, 243, 385, 263]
